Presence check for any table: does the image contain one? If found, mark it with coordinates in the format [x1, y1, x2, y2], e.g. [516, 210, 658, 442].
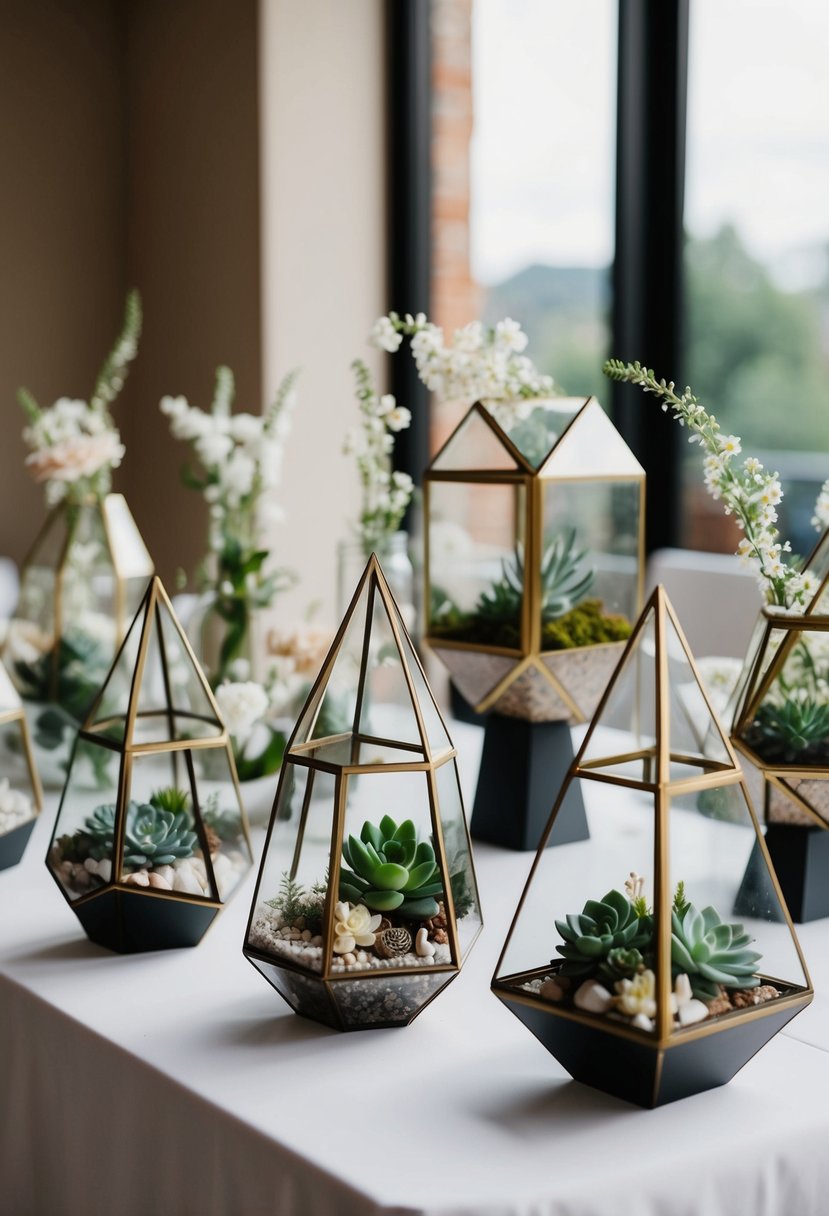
[3, 722, 829, 1216]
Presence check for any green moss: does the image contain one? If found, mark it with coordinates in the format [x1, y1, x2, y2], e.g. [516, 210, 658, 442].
[431, 597, 631, 651]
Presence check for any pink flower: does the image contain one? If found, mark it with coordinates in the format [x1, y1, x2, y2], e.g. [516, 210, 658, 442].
[25, 431, 125, 484]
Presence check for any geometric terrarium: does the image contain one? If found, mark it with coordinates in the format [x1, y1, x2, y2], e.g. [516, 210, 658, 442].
[731, 527, 829, 919]
[492, 586, 812, 1107]
[4, 494, 154, 787]
[46, 576, 253, 952]
[425, 395, 644, 721]
[424, 395, 645, 847]
[244, 555, 482, 1030]
[0, 658, 43, 871]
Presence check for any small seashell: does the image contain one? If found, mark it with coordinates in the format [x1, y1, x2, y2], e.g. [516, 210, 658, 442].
[415, 928, 435, 958]
[573, 979, 613, 1014]
[375, 927, 412, 958]
[539, 979, 565, 1002]
[677, 998, 709, 1026]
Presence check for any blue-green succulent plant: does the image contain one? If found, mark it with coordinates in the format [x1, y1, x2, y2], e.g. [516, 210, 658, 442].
[339, 814, 444, 919]
[555, 888, 653, 979]
[671, 902, 761, 1000]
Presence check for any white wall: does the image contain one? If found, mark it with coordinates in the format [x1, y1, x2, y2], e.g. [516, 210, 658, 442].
[259, 0, 387, 629]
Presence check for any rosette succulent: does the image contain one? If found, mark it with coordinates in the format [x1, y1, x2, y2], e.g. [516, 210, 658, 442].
[671, 903, 762, 1000]
[476, 530, 595, 627]
[79, 795, 198, 871]
[339, 814, 444, 919]
[555, 888, 653, 979]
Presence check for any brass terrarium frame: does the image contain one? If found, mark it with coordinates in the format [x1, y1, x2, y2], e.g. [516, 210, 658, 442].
[244, 554, 482, 1030]
[0, 659, 43, 869]
[46, 576, 253, 953]
[492, 586, 812, 1107]
[8, 493, 154, 699]
[424, 396, 646, 722]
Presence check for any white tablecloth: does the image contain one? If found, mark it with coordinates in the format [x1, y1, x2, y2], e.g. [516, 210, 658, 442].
[3, 723, 829, 1216]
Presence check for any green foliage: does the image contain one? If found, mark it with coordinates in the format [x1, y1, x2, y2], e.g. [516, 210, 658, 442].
[77, 799, 198, 870]
[475, 531, 596, 630]
[266, 871, 325, 933]
[751, 697, 829, 762]
[672, 880, 690, 918]
[17, 386, 41, 422]
[671, 902, 761, 1001]
[233, 724, 285, 782]
[89, 288, 142, 413]
[339, 814, 443, 919]
[201, 792, 243, 842]
[555, 888, 654, 979]
[149, 787, 191, 816]
[597, 946, 644, 986]
[541, 598, 632, 650]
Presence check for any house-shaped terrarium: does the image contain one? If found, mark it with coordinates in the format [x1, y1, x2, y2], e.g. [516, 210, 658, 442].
[244, 555, 482, 1031]
[492, 586, 812, 1108]
[46, 576, 252, 953]
[5, 494, 154, 788]
[0, 658, 43, 870]
[425, 396, 644, 721]
[730, 527, 829, 919]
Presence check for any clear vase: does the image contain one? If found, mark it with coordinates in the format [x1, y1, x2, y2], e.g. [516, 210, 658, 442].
[191, 591, 265, 687]
[4, 494, 153, 788]
[337, 532, 416, 635]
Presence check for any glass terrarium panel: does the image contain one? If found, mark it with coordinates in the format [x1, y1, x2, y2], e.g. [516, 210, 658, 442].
[0, 662, 22, 714]
[246, 759, 334, 974]
[428, 480, 526, 649]
[395, 626, 453, 760]
[495, 774, 659, 1037]
[0, 720, 37, 837]
[59, 504, 119, 658]
[124, 750, 216, 899]
[153, 600, 224, 742]
[433, 757, 481, 959]
[293, 581, 368, 746]
[739, 626, 829, 767]
[48, 738, 122, 901]
[87, 597, 148, 742]
[352, 581, 431, 751]
[667, 784, 809, 1037]
[191, 744, 251, 900]
[329, 969, 452, 1029]
[580, 602, 732, 783]
[802, 528, 829, 613]
[103, 495, 153, 581]
[431, 405, 519, 471]
[540, 398, 645, 479]
[331, 768, 452, 977]
[484, 396, 584, 470]
[540, 478, 639, 650]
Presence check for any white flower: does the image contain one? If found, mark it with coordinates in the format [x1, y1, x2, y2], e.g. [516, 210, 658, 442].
[219, 449, 257, 503]
[159, 394, 189, 422]
[375, 393, 397, 417]
[25, 430, 125, 485]
[229, 413, 264, 444]
[195, 430, 234, 468]
[720, 435, 742, 458]
[332, 901, 382, 954]
[370, 315, 404, 353]
[215, 680, 270, 743]
[495, 317, 529, 353]
[385, 407, 411, 433]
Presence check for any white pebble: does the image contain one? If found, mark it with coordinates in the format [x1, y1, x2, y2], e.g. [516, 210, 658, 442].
[677, 998, 709, 1026]
[342, 952, 356, 966]
[631, 1012, 654, 1031]
[415, 928, 435, 958]
[573, 980, 613, 1014]
[301, 929, 312, 941]
[539, 979, 565, 1002]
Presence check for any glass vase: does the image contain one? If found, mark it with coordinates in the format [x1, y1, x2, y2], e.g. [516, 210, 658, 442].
[337, 531, 415, 634]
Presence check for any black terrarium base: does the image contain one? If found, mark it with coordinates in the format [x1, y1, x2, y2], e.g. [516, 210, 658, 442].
[471, 715, 588, 851]
[247, 948, 459, 1031]
[0, 816, 37, 872]
[736, 826, 829, 924]
[72, 888, 220, 954]
[493, 970, 811, 1108]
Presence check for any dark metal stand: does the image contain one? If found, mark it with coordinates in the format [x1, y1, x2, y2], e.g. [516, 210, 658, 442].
[471, 715, 588, 852]
[0, 816, 37, 871]
[736, 826, 829, 924]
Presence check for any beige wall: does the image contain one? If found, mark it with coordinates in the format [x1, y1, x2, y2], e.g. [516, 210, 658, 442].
[0, 0, 387, 626]
[259, 0, 387, 627]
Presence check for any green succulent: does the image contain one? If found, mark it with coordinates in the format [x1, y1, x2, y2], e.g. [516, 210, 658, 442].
[555, 888, 653, 978]
[339, 814, 444, 919]
[475, 530, 595, 628]
[80, 799, 198, 870]
[671, 902, 761, 1000]
[751, 696, 829, 762]
[149, 786, 191, 815]
[597, 946, 644, 985]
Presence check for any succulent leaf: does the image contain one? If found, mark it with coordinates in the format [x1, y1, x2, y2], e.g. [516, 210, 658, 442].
[340, 815, 443, 918]
[671, 902, 762, 999]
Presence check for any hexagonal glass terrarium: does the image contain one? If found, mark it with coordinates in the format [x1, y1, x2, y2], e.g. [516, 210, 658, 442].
[492, 586, 812, 1107]
[244, 554, 482, 1030]
[0, 658, 43, 870]
[729, 528, 829, 918]
[46, 576, 253, 952]
[4, 494, 154, 788]
[425, 396, 645, 722]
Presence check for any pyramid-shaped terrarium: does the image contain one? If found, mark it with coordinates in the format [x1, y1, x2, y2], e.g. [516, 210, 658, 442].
[5, 495, 154, 787]
[730, 528, 829, 918]
[244, 555, 482, 1031]
[425, 396, 644, 722]
[46, 576, 253, 952]
[492, 587, 812, 1108]
[0, 658, 43, 870]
